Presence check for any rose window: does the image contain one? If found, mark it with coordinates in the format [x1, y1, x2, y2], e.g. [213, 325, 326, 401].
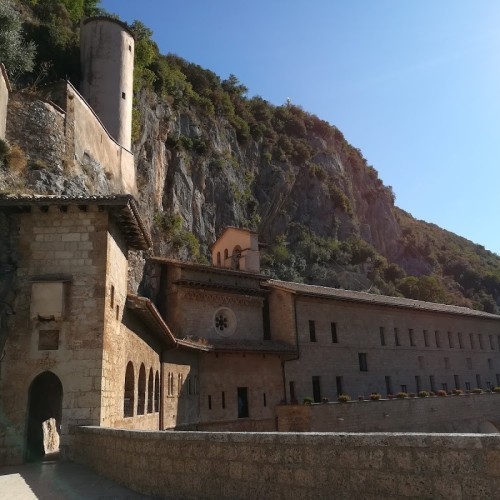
[213, 307, 236, 337]
[215, 313, 228, 331]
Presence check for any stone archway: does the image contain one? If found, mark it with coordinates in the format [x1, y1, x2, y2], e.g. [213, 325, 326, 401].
[25, 371, 63, 462]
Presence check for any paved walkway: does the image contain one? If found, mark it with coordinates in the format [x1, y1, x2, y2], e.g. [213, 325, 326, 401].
[0, 460, 152, 499]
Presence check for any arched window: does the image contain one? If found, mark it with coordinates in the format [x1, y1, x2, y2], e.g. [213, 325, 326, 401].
[124, 362, 134, 417]
[137, 364, 146, 415]
[224, 249, 229, 263]
[147, 368, 154, 413]
[154, 371, 160, 412]
[217, 252, 221, 265]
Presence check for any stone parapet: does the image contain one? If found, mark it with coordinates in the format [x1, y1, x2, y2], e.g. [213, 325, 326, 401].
[72, 426, 500, 499]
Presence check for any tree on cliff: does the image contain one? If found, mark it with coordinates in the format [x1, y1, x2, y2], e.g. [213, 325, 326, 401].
[0, 0, 36, 80]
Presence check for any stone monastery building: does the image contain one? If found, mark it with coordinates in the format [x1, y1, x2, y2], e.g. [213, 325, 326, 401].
[1, 18, 500, 466]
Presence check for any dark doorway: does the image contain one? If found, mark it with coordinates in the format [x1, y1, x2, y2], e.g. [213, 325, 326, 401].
[312, 376, 321, 403]
[237, 387, 249, 418]
[25, 371, 63, 462]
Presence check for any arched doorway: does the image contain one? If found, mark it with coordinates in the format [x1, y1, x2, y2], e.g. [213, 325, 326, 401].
[25, 371, 63, 462]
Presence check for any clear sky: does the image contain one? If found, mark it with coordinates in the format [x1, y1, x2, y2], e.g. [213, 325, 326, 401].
[100, 0, 500, 255]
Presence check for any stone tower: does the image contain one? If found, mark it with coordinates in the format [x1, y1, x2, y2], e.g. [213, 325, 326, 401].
[80, 17, 135, 151]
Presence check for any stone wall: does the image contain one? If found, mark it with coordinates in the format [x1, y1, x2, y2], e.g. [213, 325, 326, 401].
[285, 294, 500, 403]
[276, 392, 500, 433]
[0, 205, 109, 465]
[0, 65, 9, 140]
[72, 426, 500, 499]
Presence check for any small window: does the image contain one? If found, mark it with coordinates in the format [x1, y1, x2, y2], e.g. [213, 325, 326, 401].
[137, 364, 146, 415]
[222, 391, 225, 409]
[400, 385, 407, 393]
[385, 376, 392, 395]
[448, 331, 453, 348]
[224, 249, 229, 261]
[358, 353, 368, 372]
[435, 331, 441, 348]
[466, 358, 472, 370]
[409, 329, 415, 347]
[442, 383, 448, 392]
[444, 357, 450, 370]
[479, 334, 485, 350]
[128, 44, 132, 52]
[124, 361, 134, 417]
[289, 381, 296, 402]
[110, 285, 115, 308]
[465, 381, 471, 391]
[430, 375, 436, 392]
[458, 332, 464, 349]
[331, 322, 338, 343]
[470, 333, 475, 350]
[336, 376, 343, 396]
[121, 92, 126, 99]
[394, 328, 400, 346]
[415, 375, 421, 393]
[454, 374, 460, 389]
[217, 252, 221, 265]
[309, 320, 316, 342]
[379, 326, 385, 346]
[476, 374, 482, 388]
[237, 387, 249, 418]
[263, 392, 267, 407]
[490, 335, 495, 350]
[208, 395, 212, 410]
[115, 305, 120, 320]
[147, 369, 154, 414]
[488, 358, 493, 370]
[423, 330, 429, 347]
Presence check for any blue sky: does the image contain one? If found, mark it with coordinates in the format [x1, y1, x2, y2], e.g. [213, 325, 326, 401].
[100, 1, 500, 255]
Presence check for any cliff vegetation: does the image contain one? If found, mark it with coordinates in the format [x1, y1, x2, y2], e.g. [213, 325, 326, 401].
[1, 0, 500, 313]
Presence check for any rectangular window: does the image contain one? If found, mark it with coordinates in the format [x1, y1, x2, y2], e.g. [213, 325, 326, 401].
[110, 285, 115, 308]
[222, 391, 225, 409]
[497, 374, 500, 387]
[479, 334, 485, 350]
[121, 91, 126, 99]
[442, 383, 448, 392]
[336, 376, 343, 396]
[448, 331, 453, 348]
[358, 353, 368, 372]
[208, 395, 212, 410]
[458, 332, 464, 349]
[263, 299, 271, 340]
[490, 335, 495, 350]
[409, 329, 415, 347]
[263, 392, 267, 407]
[466, 358, 472, 370]
[470, 333, 475, 350]
[237, 387, 249, 418]
[400, 385, 407, 393]
[289, 381, 296, 403]
[476, 374, 482, 388]
[379, 326, 385, 346]
[454, 374, 460, 389]
[465, 382, 471, 391]
[418, 356, 424, 369]
[309, 320, 316, 342]
[444, 357, 450, 370]
[415, 375, 421, 393]
[435, 331, 441, 348]
[312, 376, 321, 403]
[385, 376, 392, 395]
[423, 330, 429, 347]
[430, 375, 436, 392]
[331, 322, 338, 343]
[394, 328, 400, 346]
[488, 358, 493, 370]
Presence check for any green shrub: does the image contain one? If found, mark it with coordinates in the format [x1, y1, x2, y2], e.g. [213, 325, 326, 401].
[369, 393, 381, 401]
[472, 388, 483, 394]
[396, 392, 407, 399]
[337, 394, 351, 403]
[418, 391, 429, 398]
[493, 387, 500, 393]
[303, 397, 313, 405]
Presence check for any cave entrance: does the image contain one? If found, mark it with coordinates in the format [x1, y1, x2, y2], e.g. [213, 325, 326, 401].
[25, 371, 63, 462]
